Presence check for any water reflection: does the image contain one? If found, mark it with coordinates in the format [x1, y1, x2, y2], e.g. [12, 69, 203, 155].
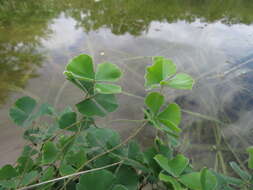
[1, 0, 253, 169]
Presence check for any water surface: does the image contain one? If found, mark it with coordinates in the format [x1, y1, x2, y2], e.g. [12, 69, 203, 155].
[1, 0, 253, 170]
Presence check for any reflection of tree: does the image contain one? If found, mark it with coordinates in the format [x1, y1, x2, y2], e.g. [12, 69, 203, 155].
[61, 0, 253, 36]
[0, 0, 59, 105]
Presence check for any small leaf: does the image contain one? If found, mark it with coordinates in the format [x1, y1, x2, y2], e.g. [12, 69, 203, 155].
[41, 167, 55, 181]
[76, 170, 115, 190]
[95, 62, 122, 82]
[17, 156, 34, 174]
[159, 173, 183, 190]
[115, 166, 138, 190]
[0, 165, 18, 180]
[20, 171, 38, 186]
[76, 94, 118, 117]
[95, 83, 122, 94]
[66, 150, 87, 168]
[112, 185, 128, 190]
[179, 172, 202, 190]
[59, 164, 76, 176]
[229, 162, 251, 181]
[9, 96, 36, 126]
[59, 112, 78, 131]
[145, 56, 176, 88]
[42, 142, 58, 165]
[161, 73, 194, 90]
[145, 92, 164, 114]
[247, 147, 253, 169]
[157, 103, 182, 133]
[200, 168, 217, 190]
[65, 54, 95, 81]
[154, 154, 189, 177]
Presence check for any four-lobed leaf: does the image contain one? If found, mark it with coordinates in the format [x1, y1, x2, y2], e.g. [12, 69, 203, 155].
[145, 56, 176, 88]
[154, 154, 189, 177]
[9, 96, 36, 127]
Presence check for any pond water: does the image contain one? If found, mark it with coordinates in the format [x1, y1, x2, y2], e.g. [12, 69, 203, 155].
[1, 0, 253, 171]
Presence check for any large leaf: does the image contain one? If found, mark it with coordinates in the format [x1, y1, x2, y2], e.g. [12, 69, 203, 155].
[95, 62, 122, 82]
[200, 168, 217, 190]
[66, 150, 87, 169]
[76, 170, 115, 190]
[159, 173, 183, 190]
[157, 103, 182, 133]
[42, 142, 58, 165]
[154, 154, 188, 177]
[59, 112, 78, 131]
[115, 166, 138, 190]
[76, 94, 118, 117]
[0, 165, 18, 180]
[9, 96, 36, 126]
[161, 73, 194, 90]
[145, 56, 176, 88]
[145, 92, 164, 114]
[95, 83, 122, 94]
[65, 54, 95, 81]
[19, 171, 38, 186]
[179, 172, 202, 190]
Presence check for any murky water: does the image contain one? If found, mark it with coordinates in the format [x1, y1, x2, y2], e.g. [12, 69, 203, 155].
[1, 0, 253, 170]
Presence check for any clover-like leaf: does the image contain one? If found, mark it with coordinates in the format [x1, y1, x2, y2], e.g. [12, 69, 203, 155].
[145, 92, 164, 114]
[145, 56, 176, 88]
[95, 62, 122, 82]
[76, 170, 115, 190]
[157, 103, 182, 133]
[95, 83, 122, 94]
[161, 73, 194, 90]
[42, 142, 58, 165]
[9, 96, 36, 127]
[59, 112, 78, 131]
[159, 173, 183, 190]
[200, 168, 217, 190]
[76, 94, 118, 117]
[179, 172, 202, 190]
[65, 54, 95, 81]
[154, 154, 189, 177]
[0, 165, 18, 180]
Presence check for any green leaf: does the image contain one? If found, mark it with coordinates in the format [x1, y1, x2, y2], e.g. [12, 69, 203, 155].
[128, 141, 144, 163]
[229, 162, 251, 181]
[76, 94, 118, 117]
[154, 154, 189, 177]
[0, 165, 18, 180]
[115, 166, 138, 190]
[95, 62, 122, 82]
[95, 83, 122, 94]
[112, 185, 128, 190]
[66, 150, 87, 169]
[247, 147, 253, 169]
[65, 54, 95, 81]
[59, 112, 78, 131]
[161, 73, 194, 90]
[20, 171, 38, 186]
[145, 56, 176, 88]
[145, 92, 164, 114]
[42, 142, 58, 165]
[9, 96, 36, 126]
[41, 167, 55, 181]
[59, 164, 76, 176]
[200, 168, 217, 190]
[157, 103, 182, 133]
[17, 156, 34, 174]
[76, 170, 115, 190]
[159, 173, 183, 190]
[179, 172, 202, 190]
[0, 180, 17, 189]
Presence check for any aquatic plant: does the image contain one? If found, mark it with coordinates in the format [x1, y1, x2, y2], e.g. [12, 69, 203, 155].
[0, 54, 252, 190]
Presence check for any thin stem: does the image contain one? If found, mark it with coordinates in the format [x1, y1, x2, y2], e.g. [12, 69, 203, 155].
[17, 161, 123, 190]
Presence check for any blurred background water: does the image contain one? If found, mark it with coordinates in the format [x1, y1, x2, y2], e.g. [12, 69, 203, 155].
[1, 0, 253, 173]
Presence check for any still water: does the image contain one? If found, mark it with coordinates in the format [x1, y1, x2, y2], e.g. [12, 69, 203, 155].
[1, 0, 253, 171]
